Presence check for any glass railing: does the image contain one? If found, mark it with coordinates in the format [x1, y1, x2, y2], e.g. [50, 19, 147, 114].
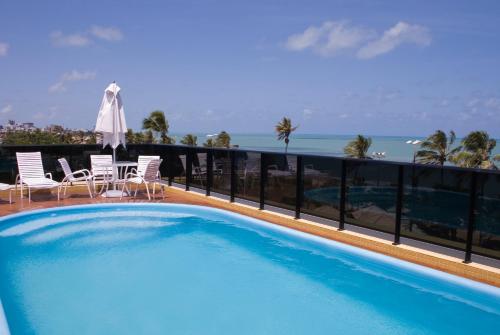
[0, 144, 498, 262]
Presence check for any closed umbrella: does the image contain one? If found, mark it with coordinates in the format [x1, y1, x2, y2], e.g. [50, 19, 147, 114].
[95, 82, 128, 197]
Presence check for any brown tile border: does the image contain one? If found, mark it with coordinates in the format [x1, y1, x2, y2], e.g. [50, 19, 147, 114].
[1, 185, 499, 287]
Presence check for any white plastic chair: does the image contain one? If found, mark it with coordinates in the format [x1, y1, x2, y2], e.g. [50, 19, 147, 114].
[58, 158, 94, 198]
[0, 183, 13, 204]
[15, 152, 60, 202]
[133, 155, 160, 177]
[90, 155, 113, 194]
[121, 159, 165, 200]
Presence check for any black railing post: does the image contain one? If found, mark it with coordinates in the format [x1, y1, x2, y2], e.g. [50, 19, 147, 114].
[185, 150, 192, 191]
[338, 159, 347, 231]
[259, 153, 266, 210]
[206, 150, 213, 196]
[393, 165, 404, 245]
[464, 171, 477, 263]
[167, 149, 173, 186]
[295, 155, 303, 219]
[230, 151, 236, 202]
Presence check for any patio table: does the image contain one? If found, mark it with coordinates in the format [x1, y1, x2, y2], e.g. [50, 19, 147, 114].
[94, 161, 138, 198]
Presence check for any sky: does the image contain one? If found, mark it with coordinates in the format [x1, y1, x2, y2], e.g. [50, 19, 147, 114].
[0, 0, 500, 137]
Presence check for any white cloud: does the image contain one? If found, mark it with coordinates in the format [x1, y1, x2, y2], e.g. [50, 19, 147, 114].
[48, 82, 66, 93]
[90, 26, 123, 41]
[286, 21, 372, 56]
[49, 70, 97, 93]
[1, 104, 12, 114]
[34, 107, 57, 121]
[357, 22, 431, 59]
[50, 31, 91, 47]
[50, 26, 123, 47]
[0, 42, 9, 57]
[285, 20, 431, 59]
[62, 70, 96, 81]
[484, 97, 500, 110]
[302, 108, 314, 119]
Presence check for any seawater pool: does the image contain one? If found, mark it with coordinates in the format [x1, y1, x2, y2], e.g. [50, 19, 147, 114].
[0, 204, 498, 334]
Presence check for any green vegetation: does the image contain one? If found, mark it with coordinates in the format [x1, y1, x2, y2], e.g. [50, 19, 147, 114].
[451, 131, 499, 169]
[203, 131, 231, 148]
[343, 135, 372, 159]
[1, 128, 96, 145]
[180, 134, 198, 146]
[275, 117, 298, 154]
[416, 130, 459, 166]
[142, 110, 175, 144]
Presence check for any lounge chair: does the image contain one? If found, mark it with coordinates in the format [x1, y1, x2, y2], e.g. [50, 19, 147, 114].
[15, 152, 60, 202]
[90, 155, 113, 194]
[58, 158, 94, 198]
[0, 183, 12, 204]
[121, 159, 165, 200]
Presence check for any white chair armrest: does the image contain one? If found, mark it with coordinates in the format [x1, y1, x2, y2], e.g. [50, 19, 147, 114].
[45, 172, 53, 179]
[72, 169, 91, 178]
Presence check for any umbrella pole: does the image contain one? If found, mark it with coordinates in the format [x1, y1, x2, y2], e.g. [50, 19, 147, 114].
[112, 147, 117, 190]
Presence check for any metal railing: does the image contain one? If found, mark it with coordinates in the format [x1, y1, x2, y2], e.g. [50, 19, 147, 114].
[0, 143, 499, 263]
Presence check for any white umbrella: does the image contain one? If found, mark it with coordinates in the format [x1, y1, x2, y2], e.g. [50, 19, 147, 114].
[95, 82, 128, 197]
[95, 82, 127, 161]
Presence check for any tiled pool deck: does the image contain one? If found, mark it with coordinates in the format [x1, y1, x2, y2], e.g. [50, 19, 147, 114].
[1, 185, 499, 287]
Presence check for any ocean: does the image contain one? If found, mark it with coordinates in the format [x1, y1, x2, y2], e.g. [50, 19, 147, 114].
[170, 133, 500, 164]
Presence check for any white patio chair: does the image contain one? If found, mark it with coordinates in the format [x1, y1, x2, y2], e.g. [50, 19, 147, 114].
[0, 183, 13, 204]
[15, 152, 60, 202]
[120, 159, 165, 200]
[90, 155, 113, 194]
[58, 158, 94, 198]
[132, 155, 160, 177]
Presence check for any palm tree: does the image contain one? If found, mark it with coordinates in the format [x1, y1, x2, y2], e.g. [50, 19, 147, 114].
[181, 134, 198, 146]
[215, 131, 231, 148]
[203, 138, 215, 147]
[143, 130, 155, 144]
[142, 110, 175, 144]
[451, 131, 499, 169]
[134, 131, 145, 144]
[125, 128, 135, 144]
[275, 117, 298, 154]
[344, 135, 372, 159]
[416, 130, 459, 166]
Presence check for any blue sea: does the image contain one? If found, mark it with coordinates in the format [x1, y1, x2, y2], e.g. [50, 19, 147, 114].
[171, 133, 500, 163]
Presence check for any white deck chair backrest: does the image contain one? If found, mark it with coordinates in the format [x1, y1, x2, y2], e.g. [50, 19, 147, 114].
[137, 155, 160, 176]
[179, 155, 187, 173]
[143, 159, 162, 182]
[90, 155, 113, 176]
[58, 158, 73, 178]
[16, 152, 45, 180]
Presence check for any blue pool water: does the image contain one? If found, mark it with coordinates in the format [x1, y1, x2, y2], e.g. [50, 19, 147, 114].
[0, 204, 498, 334]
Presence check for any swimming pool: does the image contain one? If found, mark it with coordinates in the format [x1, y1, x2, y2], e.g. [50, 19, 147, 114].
[0, 204, 498, 334]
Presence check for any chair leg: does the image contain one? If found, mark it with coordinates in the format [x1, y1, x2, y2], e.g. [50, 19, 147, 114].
[159, 183, 165, 199]
[87, 181, 93, 198]
[28, 187, 31, 203]
[120, 182, 127, 200]
[57, 187, 60, 201]
[145, 183, 151, 200]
